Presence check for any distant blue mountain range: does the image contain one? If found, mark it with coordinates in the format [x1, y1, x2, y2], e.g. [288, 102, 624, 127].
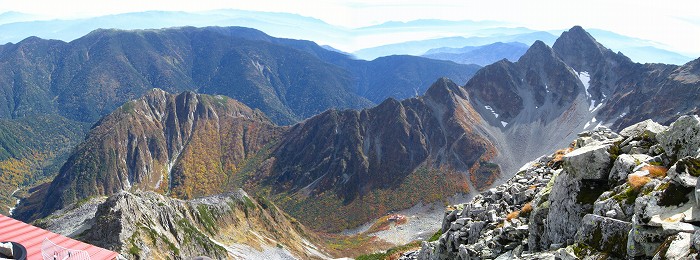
[0, 9, 693, 65]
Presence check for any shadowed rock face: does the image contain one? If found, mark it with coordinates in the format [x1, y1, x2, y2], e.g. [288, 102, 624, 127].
[15, 90, 283, 220]
[268, 78, 497, 201]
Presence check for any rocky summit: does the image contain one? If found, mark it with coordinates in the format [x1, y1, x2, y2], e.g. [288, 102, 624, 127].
[412, 115, 700, 259]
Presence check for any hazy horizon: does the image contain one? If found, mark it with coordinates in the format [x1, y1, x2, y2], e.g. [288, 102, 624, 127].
[0, 0, 698, 57]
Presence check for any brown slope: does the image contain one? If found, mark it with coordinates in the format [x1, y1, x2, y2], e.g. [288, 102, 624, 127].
[239, 78, 498, 231]
[15, 89, 283, 221]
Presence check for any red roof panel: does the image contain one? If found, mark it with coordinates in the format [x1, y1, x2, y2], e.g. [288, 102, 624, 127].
[0, 214, 120, 260]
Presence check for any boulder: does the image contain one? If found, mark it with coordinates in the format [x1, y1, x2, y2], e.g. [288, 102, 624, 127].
[620, 119, 666, 140]
[628, 224, 667, 257]
[609, 154, 652, 184]
[563, 144, 613, 179]
[593, 192, 633, 221]
[467, 221, 486, 244]
[442, 209, 459, 233]
[544, 171, 586, 245]
[574, 126, 622, 148]
[657, 115, 700, 159]
[668, 157, 700, 188]
[654, 232, 693, 260]
[544, 145, 613, 245]
[575, 214, 632, 257]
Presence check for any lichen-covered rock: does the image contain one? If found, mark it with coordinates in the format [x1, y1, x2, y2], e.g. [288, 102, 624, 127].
[657, 115, 700, 159]
[593, 187, 635, 222]
[654, 232, 694, 260]
[575, 214, 632, 257]
[668, 157, 700, 187]
[562, 144, 613, 179]
[609, 153, 652, 184]
[545, 144, 613, 245]
[573, 126, 622, 148]
[620, 119, 667, 140]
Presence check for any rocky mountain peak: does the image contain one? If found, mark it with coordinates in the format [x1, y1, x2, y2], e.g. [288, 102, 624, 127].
[424, 77, 465, 104]
[552, 26, 610, 72]
[516, 40, 562, 69]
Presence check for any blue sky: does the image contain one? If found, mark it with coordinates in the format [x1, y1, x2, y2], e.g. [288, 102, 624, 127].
[0, 0, 698, 56]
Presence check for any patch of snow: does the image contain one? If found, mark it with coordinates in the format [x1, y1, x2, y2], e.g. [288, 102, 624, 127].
[589, 100, 596, 111]
[545, 84, 550, 93]
[501, 121, 508, 127]
[578, 71, 591, 98]
[619, 112, 627, 118]
[591, 102, 603, 112]
[583, 117, 598, 130]
[484, 106, 499, 118]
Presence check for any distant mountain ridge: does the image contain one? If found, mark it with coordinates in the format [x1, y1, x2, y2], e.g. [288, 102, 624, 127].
[0, 10, 691, 64]
[0, 26, 478, 125]
[422, 42, 529, 66]
[353, 31, 557, 61]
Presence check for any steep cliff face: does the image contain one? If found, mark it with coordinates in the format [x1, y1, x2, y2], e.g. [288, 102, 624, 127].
[15, 90, 283, 220]
[239, 78, 498, 231]
[416, 115, 700, 259]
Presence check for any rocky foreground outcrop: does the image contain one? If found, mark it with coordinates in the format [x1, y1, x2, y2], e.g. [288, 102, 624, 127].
[414, 115, 700, 259]
[46, 189, 329, 259]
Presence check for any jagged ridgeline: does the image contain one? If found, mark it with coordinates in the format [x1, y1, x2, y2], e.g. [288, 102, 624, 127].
[417, 115, 700, 260]
[0, 26, 479, 215]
